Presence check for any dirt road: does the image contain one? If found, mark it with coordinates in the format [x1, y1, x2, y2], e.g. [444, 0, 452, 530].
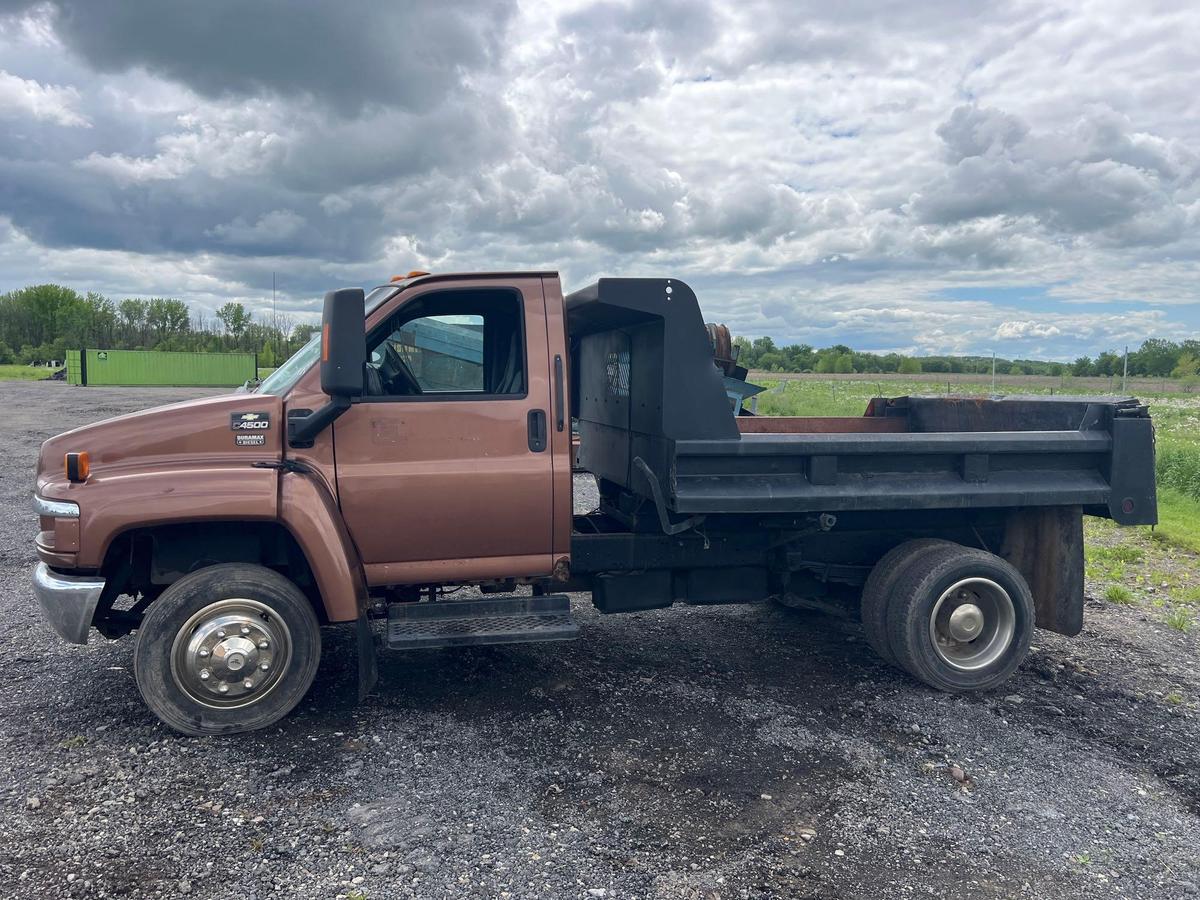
[1, 382, 1197, 899]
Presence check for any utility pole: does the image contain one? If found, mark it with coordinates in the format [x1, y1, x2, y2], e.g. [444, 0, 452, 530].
[1122, 345, 1129, 394]
[991, 351, 996, 394]
[272, 271, 278, 361]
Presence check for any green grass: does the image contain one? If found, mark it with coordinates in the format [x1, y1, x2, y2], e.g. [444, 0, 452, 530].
[0, 363, 53, 381]
[1144, 488, 1200, 554]
[747, 376, 1200, 419]
[1088, 544, 1144, 564]
[1157, 438, 1200, 503]
[751, 378, 902, 417]
[1165, 607, 1195, 632]
[256, 367, 277, 379]
[1104, 584, 1135, 604]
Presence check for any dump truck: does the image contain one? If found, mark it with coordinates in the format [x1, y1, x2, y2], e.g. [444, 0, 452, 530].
[31, 273, 1157, 735]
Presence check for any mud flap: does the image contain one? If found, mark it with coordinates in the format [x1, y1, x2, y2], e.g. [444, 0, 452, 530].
[356, 613, 378, 702]
[1001, 505, 1084, 636]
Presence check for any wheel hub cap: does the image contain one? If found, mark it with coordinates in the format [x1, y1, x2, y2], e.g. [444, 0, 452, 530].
[929, 578, 1016, 672]
[947, 603, 984, 641]
[171, 599, 292, 709]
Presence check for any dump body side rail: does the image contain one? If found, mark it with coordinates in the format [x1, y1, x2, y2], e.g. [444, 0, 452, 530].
[671, 418, 1155, 526]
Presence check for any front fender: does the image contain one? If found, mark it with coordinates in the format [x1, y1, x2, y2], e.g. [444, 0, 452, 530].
[279, 471, 367, 622]
[75, 466, 279, 568]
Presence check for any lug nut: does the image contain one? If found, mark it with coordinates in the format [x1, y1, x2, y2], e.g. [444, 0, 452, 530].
[218, 684, 229, 694]
[259, 662, 269, 671]
[240, 626, 251, 636]
[257, 640, 269, 650]
[243, 679, 253, 689]
[199, 669, 210, 681]
[216, 630, 226, 639]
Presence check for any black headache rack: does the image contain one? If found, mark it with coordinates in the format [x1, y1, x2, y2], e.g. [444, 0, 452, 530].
[566, 278, 1157, 528]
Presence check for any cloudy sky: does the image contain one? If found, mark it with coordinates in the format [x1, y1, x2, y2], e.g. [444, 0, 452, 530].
[0, 0, 1198, 359]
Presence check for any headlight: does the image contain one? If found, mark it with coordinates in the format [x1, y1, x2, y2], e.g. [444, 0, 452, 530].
[33, 495, 79, 518]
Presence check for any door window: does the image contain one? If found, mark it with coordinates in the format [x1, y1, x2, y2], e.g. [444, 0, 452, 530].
[364, 289, 525, 398]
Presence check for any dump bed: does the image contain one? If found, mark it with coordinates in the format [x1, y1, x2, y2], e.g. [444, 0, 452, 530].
[566, 279, 1156, 527]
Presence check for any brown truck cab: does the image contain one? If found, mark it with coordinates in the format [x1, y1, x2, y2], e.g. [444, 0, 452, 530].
[31, 273, 1157, 735]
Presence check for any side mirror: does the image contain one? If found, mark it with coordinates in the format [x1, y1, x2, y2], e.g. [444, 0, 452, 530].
[320, 287, 366, 397]
[289, 287, 365, 448]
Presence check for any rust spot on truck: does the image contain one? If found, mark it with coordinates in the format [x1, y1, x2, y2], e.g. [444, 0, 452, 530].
[553, 556, 571, 582]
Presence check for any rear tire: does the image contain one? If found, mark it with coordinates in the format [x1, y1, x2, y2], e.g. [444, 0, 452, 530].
[134, 563, 321, 736]
[885, 545, 1034, 692]
[859, 539, 953, 666]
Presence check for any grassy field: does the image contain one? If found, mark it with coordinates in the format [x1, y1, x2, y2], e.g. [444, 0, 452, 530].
[0, 364, 54, 381]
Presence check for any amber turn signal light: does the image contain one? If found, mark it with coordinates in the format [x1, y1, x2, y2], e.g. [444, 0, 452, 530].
[65, 451, 90, 483]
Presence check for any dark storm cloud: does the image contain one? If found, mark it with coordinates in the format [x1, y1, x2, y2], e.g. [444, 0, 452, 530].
[1, 0, 515, 111]
[0, 152, 383, 258]
[0, 0, 518, 261]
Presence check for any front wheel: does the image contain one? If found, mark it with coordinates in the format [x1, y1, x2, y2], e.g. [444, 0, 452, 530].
[885, 545, 1034, 692]
[133, 563, 322, 736]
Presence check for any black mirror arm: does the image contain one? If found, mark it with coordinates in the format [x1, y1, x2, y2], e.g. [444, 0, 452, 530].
[287, 394, 352, 448]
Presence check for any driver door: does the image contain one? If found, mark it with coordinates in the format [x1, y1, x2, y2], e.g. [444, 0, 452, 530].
[332, 277, 556, 586]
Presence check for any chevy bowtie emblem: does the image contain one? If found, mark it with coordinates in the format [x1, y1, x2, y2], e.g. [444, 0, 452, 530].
[240, 413, 261, 421]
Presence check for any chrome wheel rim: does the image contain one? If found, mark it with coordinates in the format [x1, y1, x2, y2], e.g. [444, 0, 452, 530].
[170, 599, 291, 709]
[928, 577, 1015, 671]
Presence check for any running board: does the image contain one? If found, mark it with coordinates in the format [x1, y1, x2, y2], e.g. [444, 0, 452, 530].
[386, 595, 579, 650]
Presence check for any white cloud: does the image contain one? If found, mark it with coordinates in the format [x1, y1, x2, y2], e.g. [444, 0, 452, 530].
[0, 68, 88, 127]
[996, 320, 1063, 339]
[74, 149, 193, 184]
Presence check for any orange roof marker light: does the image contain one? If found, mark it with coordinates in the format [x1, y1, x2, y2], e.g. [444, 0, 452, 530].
[390, 271, 431, 282]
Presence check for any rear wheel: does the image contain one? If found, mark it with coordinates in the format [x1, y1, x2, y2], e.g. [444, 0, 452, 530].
[859, 539, 954, 666]
[885, 545, 1034, 692]
[134, 563, 321, 736]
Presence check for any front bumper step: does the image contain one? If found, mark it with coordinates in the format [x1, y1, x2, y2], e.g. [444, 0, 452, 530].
[386, 595, 579, 650]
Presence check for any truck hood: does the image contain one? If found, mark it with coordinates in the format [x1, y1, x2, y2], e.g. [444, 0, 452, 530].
[37, 393, 285, 492]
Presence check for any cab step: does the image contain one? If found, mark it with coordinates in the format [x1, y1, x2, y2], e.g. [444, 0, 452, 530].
[386, 595, 579, 650]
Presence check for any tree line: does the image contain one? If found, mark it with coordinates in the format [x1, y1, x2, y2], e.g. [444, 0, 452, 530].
[734, 336, 1200, 381]
[0, 284, 318, 368]
[2, 282, 1197, 382]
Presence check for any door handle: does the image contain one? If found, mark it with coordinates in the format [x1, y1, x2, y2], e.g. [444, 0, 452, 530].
[553, 354, 565, 432]
[527, 409, 547, 452]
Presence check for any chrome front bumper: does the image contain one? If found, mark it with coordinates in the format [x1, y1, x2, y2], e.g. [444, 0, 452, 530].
[32, 563, 105, 644]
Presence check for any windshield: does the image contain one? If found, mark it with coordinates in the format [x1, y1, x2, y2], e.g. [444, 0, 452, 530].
[365, 285, 399, 314]
[256, 333, 320, 396]
[254, 285, 400, 396]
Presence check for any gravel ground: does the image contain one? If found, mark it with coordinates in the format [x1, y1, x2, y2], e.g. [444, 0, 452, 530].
[1, 381, 1198, 900]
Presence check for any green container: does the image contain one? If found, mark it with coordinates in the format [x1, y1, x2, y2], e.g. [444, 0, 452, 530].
[77, 349, 256, 387]
[66, 349, 82, 385]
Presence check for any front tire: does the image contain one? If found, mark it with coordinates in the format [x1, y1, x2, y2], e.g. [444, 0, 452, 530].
[133, 563, 321, 736]
[885, 545, 1034, 692]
